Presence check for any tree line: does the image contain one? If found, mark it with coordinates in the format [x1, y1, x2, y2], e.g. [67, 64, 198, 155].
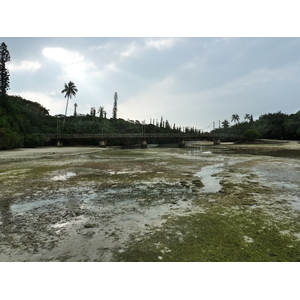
[0, 93, 185, 149]
[212, 111, 300, 141]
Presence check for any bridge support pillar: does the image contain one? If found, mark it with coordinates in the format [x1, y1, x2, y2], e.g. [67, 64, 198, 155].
[99, 140, 107, 148]
[213, 139, 221, 145]
[178, 139, 185, 148]
[56, 141, 63, 147]
[141, 140, 147, 148]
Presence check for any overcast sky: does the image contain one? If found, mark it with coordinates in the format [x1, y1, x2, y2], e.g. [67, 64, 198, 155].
[2, 37, 300, 131]
[2, 1, 299, 294]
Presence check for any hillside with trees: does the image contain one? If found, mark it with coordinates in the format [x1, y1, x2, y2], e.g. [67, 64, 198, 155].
[1, 94, 299, 150]
[0, 95, 184, 149]
[211, 111, 300, 141]
[0, 95, 51, 149]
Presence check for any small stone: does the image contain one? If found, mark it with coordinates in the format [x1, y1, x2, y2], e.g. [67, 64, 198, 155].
[244, 236, 254, 243]
[84, 223, 95, 228]
[158, 256, 163, 260]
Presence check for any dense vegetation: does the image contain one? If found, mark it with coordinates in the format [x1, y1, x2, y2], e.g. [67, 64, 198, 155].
[0, 95, 50, 149]
[211, 111, 300, 141]
[0, 95, 182, 149]
[1, 95, 300, 150]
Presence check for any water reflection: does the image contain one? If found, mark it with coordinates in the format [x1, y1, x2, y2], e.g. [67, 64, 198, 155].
[188, 148, 212, 156]
[10, 198, 67, 213]
[196, 164, 223, 193]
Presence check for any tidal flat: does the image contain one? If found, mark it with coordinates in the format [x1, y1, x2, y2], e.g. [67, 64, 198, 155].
[0, 141, 299, 261]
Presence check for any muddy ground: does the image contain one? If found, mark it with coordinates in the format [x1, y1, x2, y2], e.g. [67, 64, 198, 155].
[0, 140, 299, 261]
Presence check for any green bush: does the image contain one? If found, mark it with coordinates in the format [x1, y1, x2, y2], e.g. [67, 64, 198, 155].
[24, 133, 47, 148]
[0, 127, 23, 149]
[243, 129, 261, 141]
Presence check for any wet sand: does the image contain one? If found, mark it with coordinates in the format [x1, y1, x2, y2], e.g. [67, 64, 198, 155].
[0, 141, 299, 261]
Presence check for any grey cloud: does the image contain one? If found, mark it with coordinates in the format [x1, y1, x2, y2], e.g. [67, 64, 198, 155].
[2, 37, 300, 130]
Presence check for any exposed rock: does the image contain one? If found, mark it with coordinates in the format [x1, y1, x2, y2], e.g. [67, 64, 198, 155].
[84, 223, 95, 228]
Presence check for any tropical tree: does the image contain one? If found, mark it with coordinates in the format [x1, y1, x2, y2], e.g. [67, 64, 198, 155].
[222, 119, 230, 130]
[0, 42, 10, 99]
[244, 114, 251, 122]
[74, 103, 78, 116]
[113, 92, 118, 119]
[165, 119, 171, 129]
[256, 111, 287, 139]
[231, 114, 240, 124]
[98, 106, 104, 118]
[90, 107, 96, 117]
[243, 129, 261, 141]
[159, 116, 163, 128]
[61, 81, 78, 129]
[250, 115, 254, 124]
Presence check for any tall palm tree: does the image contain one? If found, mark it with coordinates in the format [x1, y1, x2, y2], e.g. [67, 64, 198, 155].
[231, 114, 240, 124]
[61, 81, 78, 129]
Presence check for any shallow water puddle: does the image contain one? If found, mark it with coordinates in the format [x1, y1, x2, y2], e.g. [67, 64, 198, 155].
[10, 197, 69, 213]
[51, 172, 76, 181]
[196, 163, 223, 193]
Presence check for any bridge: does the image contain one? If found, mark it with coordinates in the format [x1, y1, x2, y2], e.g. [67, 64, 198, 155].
[46, 132, 243, 148]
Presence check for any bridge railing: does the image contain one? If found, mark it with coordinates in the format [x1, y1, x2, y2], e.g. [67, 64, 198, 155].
[45, 132, 243, 140]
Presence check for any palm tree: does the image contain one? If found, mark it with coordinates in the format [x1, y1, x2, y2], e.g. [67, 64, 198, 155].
[244, 114, 251, 122]
[61, 81, 78, 129]
[231, 114, 240, 124]
[222, 119, 230, 130]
